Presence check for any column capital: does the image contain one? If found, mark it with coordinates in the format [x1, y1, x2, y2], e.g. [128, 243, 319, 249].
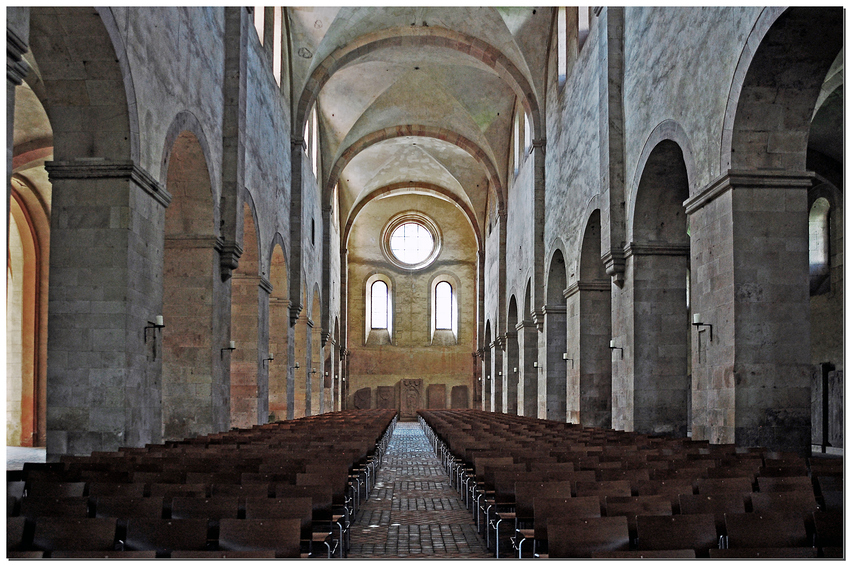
[601, 247, 625, 288]
[564, 279, 610, 299]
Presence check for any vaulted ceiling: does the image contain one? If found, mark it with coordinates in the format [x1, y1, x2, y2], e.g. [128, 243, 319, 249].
[286, 6, 553, 245]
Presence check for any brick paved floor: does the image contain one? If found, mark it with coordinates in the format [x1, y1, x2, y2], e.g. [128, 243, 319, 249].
[348, 422, 492, 559]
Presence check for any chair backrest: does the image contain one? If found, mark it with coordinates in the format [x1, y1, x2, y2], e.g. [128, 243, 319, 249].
[514, 481, 571, 519]
[636, 513, 718, 557]
[273, 484, 334, 521]
[19, 497, 89, 519]
[756, 476, 813, 492]
[708, 547, 818, 558]
[123, 518, 209, 556]
[211, 483, 271, 498]
[677, 492, 745, 535]
[148, 483, 208, 500]
[217, 518, 301, 558]
[546, 516, 630, 558]
[93, 496, 165, 521]
[244, 497, 313, 539]
[813, 510, 843, 549]
[31, 517, 117, 553]
[171, 496, 240, 521]
[636, 479, 694, 512]
[750, 490, 819, 515]
[532, 496, 601, 542]
[724, 511, 808, 549]
[88, 482, 146, 498]
[605, 495, 671, 538]
[7, 516, 29, 552]
[695, 476, 752, 495]
[26, 482, 87, 498]
[574, 479, 632, 504]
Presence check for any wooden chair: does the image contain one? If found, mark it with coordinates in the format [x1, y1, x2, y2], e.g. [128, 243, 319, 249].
[7, 516, 30, 553]
[592, 549, 696, 558]
[575, 479, 631, 511]
[50, 550, 158, 558]
[171, 496, 240, 540]
[245, 496, 332, 557]
[515, 496, 600, 558]
[678, 492, 746, 539]
[31, 517, 118, 554]
[813, 510, 843, 556]
[756, 475, 813, 492]
[211, 482, 271, 498]
[636, 479, 694, 513]
[19, 497, 89, 519]
[88, 482, 145, 498]
[605, 495, 672, 544]
[724, 512, 809, 549]
[25, 481, 87, 498]
[546, 516, 630, 558]
[170, 550, 277, 558]
[695, 476, 753, 495]
[123, 518, 209, 557]
[636, 513, 718, 557]
[709, 547, 817, 558]
[217, 518, 302, 558]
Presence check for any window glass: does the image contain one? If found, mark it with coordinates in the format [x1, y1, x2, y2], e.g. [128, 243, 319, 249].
[371, 280, 388, 329]
[435, 281, 453, 330]
[389, 222, 434, 265]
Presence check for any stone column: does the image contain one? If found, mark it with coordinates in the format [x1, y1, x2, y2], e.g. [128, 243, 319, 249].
[541, 305, 567, 421]
[517, 320, 539, 418]
[45, 160, 171, 457]
[567, 280, 612, 428]
[686, 171, 813, 454]
[491, 337, 504, 412]
[268, 296, 289, 421]
[230, 273, 265, 428]
[504, 331, 519, 414]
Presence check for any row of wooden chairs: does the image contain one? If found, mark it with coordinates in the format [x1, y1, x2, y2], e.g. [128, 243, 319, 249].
[418, 409, 842, 559]
[8, 409, 397, 558]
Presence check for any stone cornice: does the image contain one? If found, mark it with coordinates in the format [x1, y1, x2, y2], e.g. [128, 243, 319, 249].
[685, 169, 815, 215]
[564, 279, 610, 299]
[258, 275, 273, 294]
[541, 304, 568, 316]
[289, 302, 303, 327]
[516, 319, 538, 332]
[624, 241, 689, 258]
[164, 235, 220, 249]
[492, 336, 505, 350]
[45, 159, 172, 207]
[503, 330, 517, 340]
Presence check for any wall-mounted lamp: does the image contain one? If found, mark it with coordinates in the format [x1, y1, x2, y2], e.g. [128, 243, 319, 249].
[486, 374, 491, 380]
[562, 352, 574, 367]
[513, 367, 518, 373]
[609, 339, 623, 359]
[263, 353, 274, 366]
[144, 315, 165, 343]
[533, 361, 538, 369]
[292, 362, 300, 370]
[311, 368, 317, 374]
[498, 371, 502, 377]
[692, 313, 713, 341]
[221, 340, 236, 358]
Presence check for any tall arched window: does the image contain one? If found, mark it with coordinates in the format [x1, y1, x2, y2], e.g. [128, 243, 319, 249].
[809, 196, 831, 295]
[371, 280, 389, 329]
[435, 281, 453, 330]
[431, 277, 458, 345]
[365, 275, 393, 346]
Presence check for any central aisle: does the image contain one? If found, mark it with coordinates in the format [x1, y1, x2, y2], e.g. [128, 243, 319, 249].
[348, 422, 492, 558]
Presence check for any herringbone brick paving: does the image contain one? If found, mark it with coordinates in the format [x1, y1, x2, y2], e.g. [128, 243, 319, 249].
[348, 422, 492, 558]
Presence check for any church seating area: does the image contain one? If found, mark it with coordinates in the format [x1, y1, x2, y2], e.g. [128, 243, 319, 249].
[7, 410, 397, 558]
[419, 410, 843, 559]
